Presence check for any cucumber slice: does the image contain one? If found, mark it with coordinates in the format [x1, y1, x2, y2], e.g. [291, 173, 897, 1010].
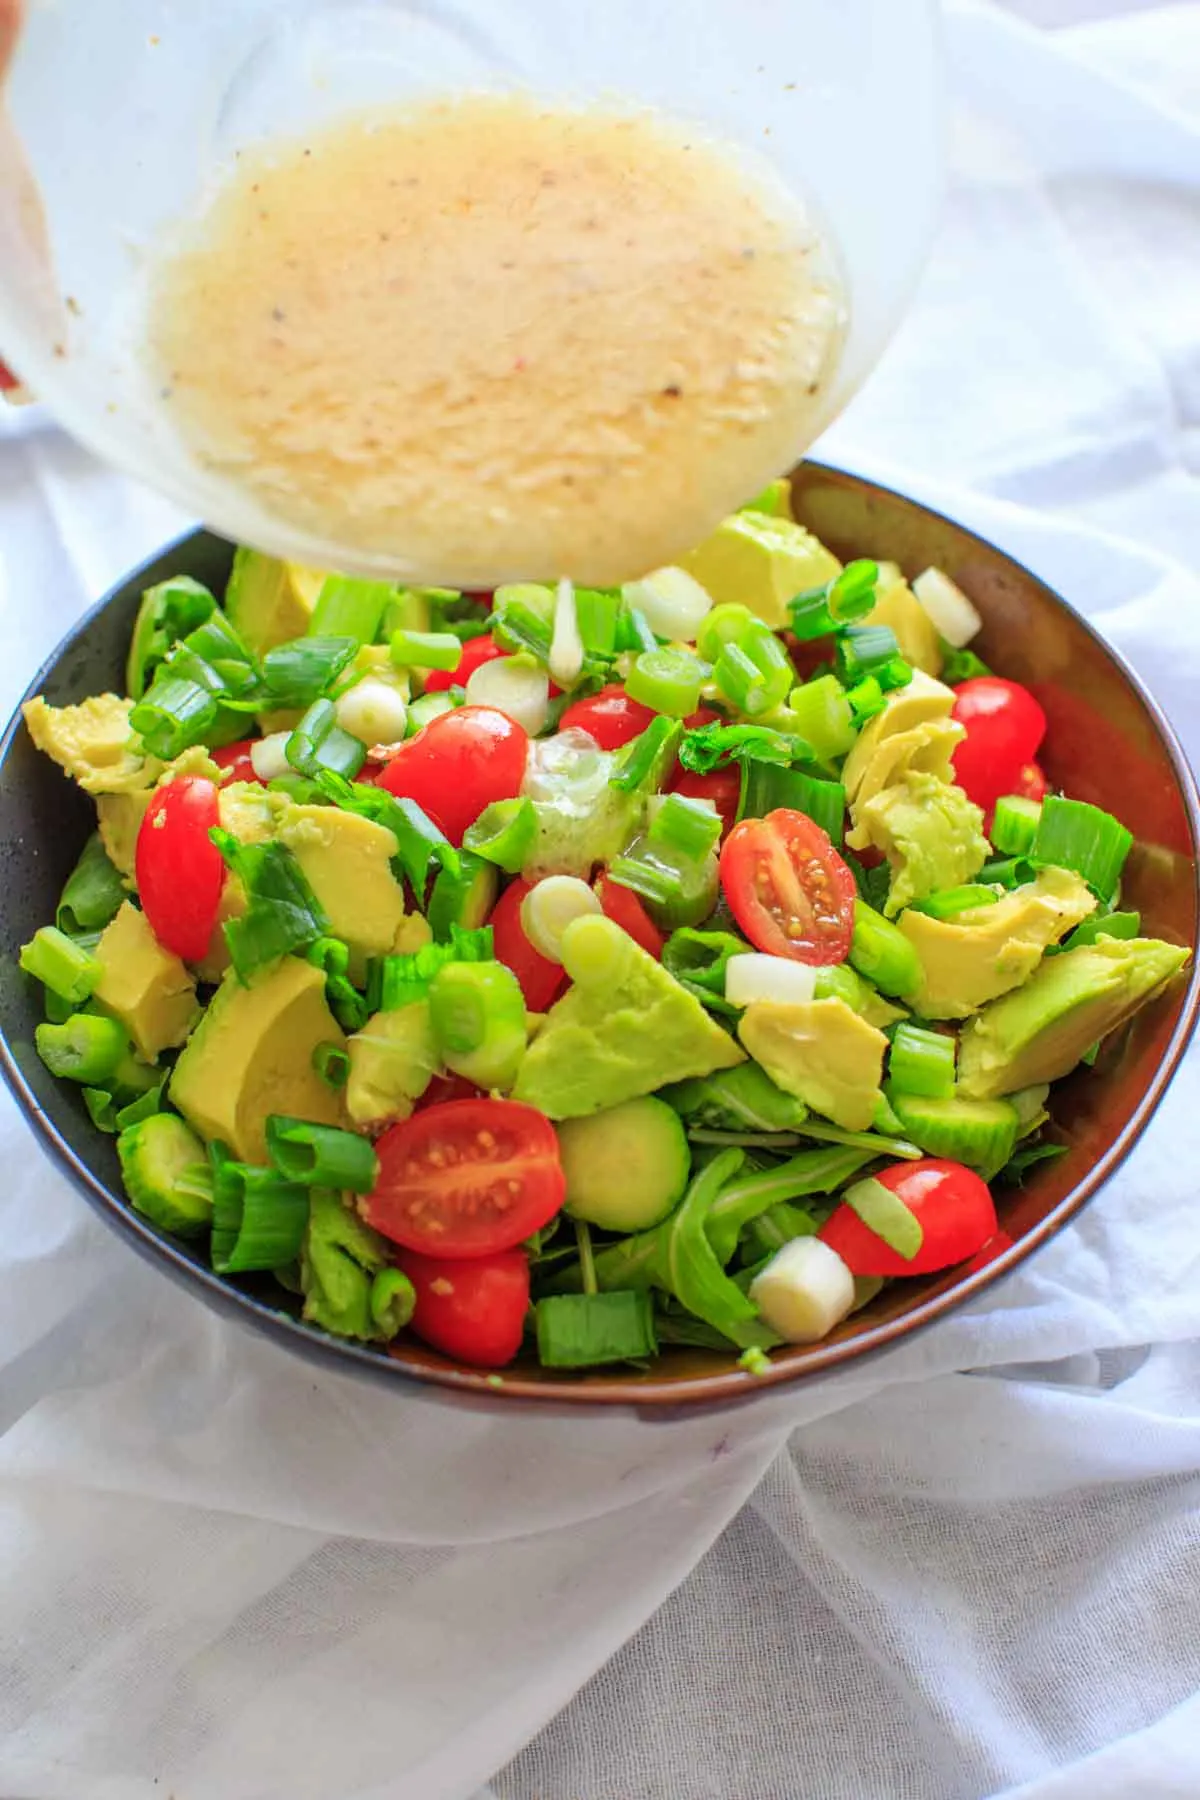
[557, 1097, 690, 1232]
[885, 1088, 1019, 1179]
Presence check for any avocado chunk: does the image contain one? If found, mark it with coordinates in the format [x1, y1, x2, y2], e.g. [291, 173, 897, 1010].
[511, 916, 744, 1118]
[680, 511, 842, 631]
[170, 955, 347, 1160]
[846, 720, 964, 820]
[958, 936, 1191, 1098]
[275, 802, 407, 979]
[93, 902, 199, 1060]
[737, 996, 887, 1132]
[861, 563, 943, 677]
[224, 548, 327, 655]
[851, 771, 988, 917]
[96, 790, 151, 880]
[842, 669, 957, 807]
[23, 693, 156, 795]
[899, 867, 1097, 1019]
[345, 1001, 438, 1127]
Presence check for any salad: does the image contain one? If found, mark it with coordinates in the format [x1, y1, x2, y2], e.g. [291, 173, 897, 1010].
[17, 481, 1191, 1376]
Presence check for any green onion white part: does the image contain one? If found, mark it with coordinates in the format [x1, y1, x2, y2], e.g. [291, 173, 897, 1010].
[464, 653, 551, 735]
[622, 566, 713, 643]
[520, 875, 603, 962]
[548, 577, 585, 689]
[334, 677, 409, 747]
[748, 1237, 856, 1343]
[724, 953, 818, 1009]
[249, 730, 292, 781]
[912, 567, 982, 647]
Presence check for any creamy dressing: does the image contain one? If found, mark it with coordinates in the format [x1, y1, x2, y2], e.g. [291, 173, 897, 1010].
[149, 95, 845, 585]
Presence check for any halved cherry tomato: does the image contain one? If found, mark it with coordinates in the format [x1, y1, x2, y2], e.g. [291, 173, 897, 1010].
[489, 878, 566, 1011]
[211, 740, 263, 786]
[397, 1246, 530, 1367]
[719, 807, 855, 964]
[135, 775, 225, 962]
[365, 1098, 565, 1258]
[951, 678, 1047, 813]
[376, 705, 528, 845]
[596, 874, 664, 959]
[422, 633, 505, 694]
[557, 685, 657, 751]
[670, 765, 742, 839]
[819, 1158, 998, 1278]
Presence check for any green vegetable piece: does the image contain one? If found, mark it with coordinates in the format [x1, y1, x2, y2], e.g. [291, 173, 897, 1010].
[535, 1290, 658, 1367]
[908, 885, 1000, 920]
[712, 621, 792, 717]
[648, 792, 722, 863]
[309, 575, 393, 645]
[843, 1175, 922, 1261]
[978, 856, 1038, 890]
[625, 648, 707, 718]
[885, 1089, 1019, 1179]
[426, 850, 499, 941]
[697, 602, 756, 664]
[261, 636, 358, 708]
[661, 927, 751, 1016]
[20, 925, 102, 1005]
[407, 690, 462, 733]
[607, 840, 718, 933]
[608, 714, 683, 794]
[126, 575, 217, 700]
[35, 1013, 129, 1083]
[429, 960, 527, 1090]
[939, 644, 992, 684]
[888, 1022, 956, 1098]
[371, 1267, 416, 1336]
[1061, 910, 1141, 951]
[664, 1060, 807, 1132]
[118, 1113, 214, 1234]
[704, 1144, 873, 1265]
[990, 794, 1042, 857]
[389, 629, 462, 671]
[211, 1156, 311, 1275]
[849, 901, 922, 1000]
[787, 674, 858, 761]
[56, 834, 127, 936]
[313, 1041, 351, 1089]
[558, 1097, 690, 1233]
[210, 830, 332, 982]
[740, 478, 793, 519]
[265, 1115, 379, 1192]
[1033, 795, 1132, 901]
[462, 797, 537, 874]
[812, 962, 907, 1030]
[739, 764, 846, 844]
[286, 698, 367, 781]
[300, 1187, 412, 1340]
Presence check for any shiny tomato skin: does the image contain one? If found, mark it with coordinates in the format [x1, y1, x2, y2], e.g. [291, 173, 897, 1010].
[211, 740, 263, 786]
[397, 1247, 530, 1367]
[488, 878, 566, 1011]
[557, 685, 657, 751]
[951, 678, 1047, 811]
[365, 1099, 565, 1258]
[819, 1158, 998, 1278]
[719, 807, 855, 964]
[595, 874, 665, 959]
[960, 1229, 1016, 1276]
[422, 634, 505, 694]
[135, 776, 225, 963]
[1014, 761, 1048, 803]
[375, 705, 529, 844]
[670, 765, 742, 839]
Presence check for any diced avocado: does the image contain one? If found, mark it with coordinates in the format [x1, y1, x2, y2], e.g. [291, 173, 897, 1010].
[23, 693, 156, 795]
[886, 1090, 1020, 1178]
[842, 669, 957, 807]
[224, 548, 327, 655]
[741, 478, 795, 521]
[737, 996, 887, 1132]
[862, 563, 943, 677]
[558, 1096, 690, 1232]
[392, 913, 434, 956]
[170, 956, 347, 1160]
[845, 719, 964, 818]
[511, 918, 744, 1118]
[96, 790, 151, 880]
[899, 867, 1097, 1020]
[345, 1001, 437, 1127]
[850, 772, 989, 917]
[680, 511, 842, 631]
[93, 902, 199, 1060]
[958, 936, 1191, 1098]
[275, 801, 406, 979]
[117, 1112, 213, 1235]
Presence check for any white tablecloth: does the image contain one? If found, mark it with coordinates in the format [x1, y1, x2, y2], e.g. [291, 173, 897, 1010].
[1, 5, 1199, 1797]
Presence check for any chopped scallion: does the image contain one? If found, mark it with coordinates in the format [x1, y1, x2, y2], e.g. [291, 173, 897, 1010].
[286, 698, 367, 780]
[210, 830, 331, 981]
[389, 629, 463, 671]
[786, 674, 858, 761]
[265, 1115, 379, 1192]
[211, 1158, 311, 1274]
[648, 792, 723, 863]
[843, 1175, 923, 1260]
[990, 794, 1042, 857]
[1062, 909, 1141, 951]
[908, 885, 1000, 920]
[309, 575, 393, 645]
[262, 635, 358, 707]
[313, 1041, 350, 1088]
[739, 764, 845, 843]
[888, 1022, 956, 1099]
[1033, 795, 1132, 900]
[979, 855, 1037, 890]
[608, 715, 683, 793]
[35, 1013, 129, 1083]
[56, 834, 128, 936]
[836, 624, 902, 684]
[535, 1290, 658, 1367]
[20, 925, 102, 1004]
[625, 648, 708, 718]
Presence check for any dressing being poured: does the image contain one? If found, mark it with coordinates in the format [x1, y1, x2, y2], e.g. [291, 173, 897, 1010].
[148, 95, 846, 586]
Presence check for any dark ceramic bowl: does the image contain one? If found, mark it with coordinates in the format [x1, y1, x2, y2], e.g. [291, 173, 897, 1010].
[2, 462, 1197, 1415]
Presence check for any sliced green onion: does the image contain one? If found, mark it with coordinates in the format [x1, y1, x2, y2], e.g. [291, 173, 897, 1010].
[712, 621, 792, 717]
[262, 635, 358, 707]
[118, 1113, 214, 1233]
[613, 602, 657, 655]
[521, 875, 603, 962]
[990, 794, 1042, 857]
[648, 792, 722, 863]
[787, 587, 837, 641]
[313, 1041, 350, 1089]
[1062, 909, 1141, 950]
[426, 850, 498, 943]
[115, 1081, 167, 1130]
[677, 720, 808, 774]
[787, 674, 858, 761]
[56, 834, 127, 936]
[492, 599, 553, 665]
[844, 676, 887, 724]
[334, 678, 409, 748]
[609, 715, 683, 793]
[836, 624, 902, 685]
[609, 842, 719, 932]
[848, 902, 922, 999]
[939, 644, 992, 684]
[183, 612, 262, 704]
[573, 587, 621, 658]
[1033, 795, 1132, 900]
[911, 568, 982, 647]
[287, 698, 367, 780]
[979, 855, 1037, 890]
[389, 629, 463, 672]
[210, 830, 331, 981]
[84, 1087, 120, 1132]
[35, 1014, 129, 1083]
[888, 1023, 956, 1098]
[265, 1115, 379, 1192]
[370, 926, 492, 1013]
[370, 1267, 416, 1335]
[739, 764, 845, 844]
[306, 936, 370, 1032]
[20, 926, 102, 1004]
[429, 960, 527, 1088]
[310, 575, 393, 644]
[661, 927, 749, 1016]
[463, 797, 537, 874]
[697, 602, 756, 663]
[843, 1175, 922, 1260]
[827, 560, 880, 624]
[211, 1159, 311, 1275]
[908, 885, 1000, 920]
[535, 1290, 658, 1367]
[126, 575, 217, 699]
[625, 648, 707, 718]
[130, 672, 222, 759]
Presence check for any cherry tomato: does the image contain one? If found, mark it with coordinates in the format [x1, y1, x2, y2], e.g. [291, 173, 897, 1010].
[375, 705, 529, 845]
[365, 1098, 565, 1258]
[819, 1158, 998, 1278]
[211, 740, 263, 786]
[960, 1229, 1016, 1276]
[719, 807, 855, 964]
[951, 678, 1047, 812]
[397, 1246, 530, 1367]
[595, 874, 664, 959]
[422, 634, 505, 694]
[683, 706, 722, 730]
[557, 684, 657, 751]
[670, 765, 742, 839]
[134, 776, 225, 963]
[488, 878, 566, 1011]
[1014, 761, 1048, 804]
[0, 360, 18, 393]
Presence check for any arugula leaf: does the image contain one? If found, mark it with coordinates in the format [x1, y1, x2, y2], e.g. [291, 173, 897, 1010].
[997, 1139, 1069, 1186]
[678, 720, 814, 774]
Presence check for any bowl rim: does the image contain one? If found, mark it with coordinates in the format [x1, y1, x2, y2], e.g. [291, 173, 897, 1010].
[2, 459, 1197, 1419]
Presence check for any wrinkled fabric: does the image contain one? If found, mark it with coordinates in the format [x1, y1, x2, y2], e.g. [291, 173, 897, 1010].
[1, 5, 1199, 1798]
